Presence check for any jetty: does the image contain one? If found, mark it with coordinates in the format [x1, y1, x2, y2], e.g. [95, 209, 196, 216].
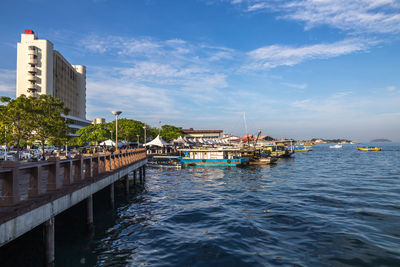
[0, 149, 147, 266]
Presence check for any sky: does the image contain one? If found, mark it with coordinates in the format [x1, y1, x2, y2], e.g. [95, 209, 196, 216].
[0, 0, 400, 141]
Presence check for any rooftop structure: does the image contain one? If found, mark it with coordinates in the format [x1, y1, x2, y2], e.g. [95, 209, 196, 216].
[182, 129, 223, 139]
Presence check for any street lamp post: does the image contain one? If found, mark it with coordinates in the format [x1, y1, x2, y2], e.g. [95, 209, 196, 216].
[112, 111, 122, 152]
[137, 134, 140, 147]
[143, 126, 147, 147]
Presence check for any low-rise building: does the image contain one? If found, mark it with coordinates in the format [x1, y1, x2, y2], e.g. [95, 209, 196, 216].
[182, 129, 223, 139]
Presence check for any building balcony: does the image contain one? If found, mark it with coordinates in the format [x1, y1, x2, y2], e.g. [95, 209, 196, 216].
[28, 48, 37, 56]
[27, 84, 37, 91]
[28, 58, 38, 65]
[27, 74, 36, 82]
[28, 66, 37, 73]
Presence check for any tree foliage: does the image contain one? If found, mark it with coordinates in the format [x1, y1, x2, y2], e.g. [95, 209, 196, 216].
[74, 119, 183, 144]
[0, 94, 69, 154]
[160, 124, 183, 142]
[30, 94, 69, 154]
[0, 95, 35, 149]
[111, 118, 146, 142]
[75, 123, 111, 145]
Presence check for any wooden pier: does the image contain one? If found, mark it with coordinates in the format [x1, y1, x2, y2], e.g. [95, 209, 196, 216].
[0, 149, 147, 266]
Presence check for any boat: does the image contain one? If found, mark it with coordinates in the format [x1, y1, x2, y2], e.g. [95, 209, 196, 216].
[249, 157, 277, 165]
[329, 144, 342, 149]
[147, 155, 182, 168]
[179, 148, 249, 166]
[263, 145, 294, 158]
[357, 146, 382, 151]
[293, 146, 312, 152]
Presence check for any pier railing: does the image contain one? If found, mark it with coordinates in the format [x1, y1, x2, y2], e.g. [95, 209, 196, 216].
[0, 149, 146, 206]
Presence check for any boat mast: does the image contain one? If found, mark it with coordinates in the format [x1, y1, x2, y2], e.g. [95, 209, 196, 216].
[243, 112, 249, 146]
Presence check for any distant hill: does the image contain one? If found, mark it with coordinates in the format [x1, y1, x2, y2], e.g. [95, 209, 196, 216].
[370, 139, 392, 142]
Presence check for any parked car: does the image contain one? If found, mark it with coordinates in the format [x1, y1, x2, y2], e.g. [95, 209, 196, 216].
[0, 151, 16, 161]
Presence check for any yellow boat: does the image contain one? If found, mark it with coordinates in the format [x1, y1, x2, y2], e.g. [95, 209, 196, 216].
[357, 146, 382, 151]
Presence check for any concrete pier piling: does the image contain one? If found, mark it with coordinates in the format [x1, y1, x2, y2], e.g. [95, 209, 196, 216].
[110, 183, 115, 208]
[125, 175, 130, 194]
[86, 195, 94, 229]
[44, 217, 55, 267]
[0, 148, 147, 265]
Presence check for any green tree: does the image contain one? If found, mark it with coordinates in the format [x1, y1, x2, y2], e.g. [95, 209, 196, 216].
[0, 95, 34, 151]
[75, 123, 112, 145]
[110, 119, 146, 142]
[160, 124, 183, 142]
[30, 94, 69, 155]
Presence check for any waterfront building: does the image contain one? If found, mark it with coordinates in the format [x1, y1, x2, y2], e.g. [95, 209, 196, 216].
[182, 129, 223, 140]
[92, 118, 106, 125]
[16, 29, 90, 134]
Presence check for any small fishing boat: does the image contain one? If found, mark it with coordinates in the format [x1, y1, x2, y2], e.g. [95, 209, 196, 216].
[329, 144, 342, 149]
[263, 145, 294, 158]
[293, 146, 312, 152]
[249, 157, 277, 165]
[357, 146, 382, 151]
[179, 148, 249, 166]
[147, 155, 183, 168]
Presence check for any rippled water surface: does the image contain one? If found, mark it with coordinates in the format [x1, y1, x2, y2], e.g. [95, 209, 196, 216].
[58, 143, 400, 266]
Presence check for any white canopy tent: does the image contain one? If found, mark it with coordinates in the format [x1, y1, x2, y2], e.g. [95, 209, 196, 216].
[172, 136, 189, 145]
[99, 139, 128, 147]
[145, 135, 169, 147]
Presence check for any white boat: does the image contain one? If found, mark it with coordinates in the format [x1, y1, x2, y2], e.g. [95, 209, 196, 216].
[329, 144, 342, 149]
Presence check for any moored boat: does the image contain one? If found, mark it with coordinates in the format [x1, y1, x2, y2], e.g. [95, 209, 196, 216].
[263, 145, 294, 158]
[179, 148, 249, 166]
[147, 155, 183, 168]
[329, 144, 342, 149]
[249, 157, 277, 165]
[293, 146, 312, 152]
[357, 146, 382, 151]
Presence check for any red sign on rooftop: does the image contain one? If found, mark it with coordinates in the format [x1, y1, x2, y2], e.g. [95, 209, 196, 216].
[25, 29, 34, 34]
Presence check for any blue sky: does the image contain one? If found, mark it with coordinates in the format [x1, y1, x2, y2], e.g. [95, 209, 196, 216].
[1, 0, 400, 141]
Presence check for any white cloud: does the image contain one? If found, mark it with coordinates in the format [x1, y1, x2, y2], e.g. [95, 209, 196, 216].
[245, 38, 375, 70]
[387, 85, 396, 91]
[281, 82, 308, 89]
[234, 0, 400, 34]
[0, 69, 16, 97]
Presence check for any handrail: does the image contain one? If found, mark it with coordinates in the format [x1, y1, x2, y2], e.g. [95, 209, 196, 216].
[0, 148, 147, 206]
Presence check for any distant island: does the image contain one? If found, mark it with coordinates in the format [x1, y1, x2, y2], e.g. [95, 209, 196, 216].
[310, 138, 354, 143]
[370, 139, 392, 142]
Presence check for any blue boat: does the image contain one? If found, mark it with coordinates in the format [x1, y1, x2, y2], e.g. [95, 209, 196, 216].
[179, 149, 249, 166]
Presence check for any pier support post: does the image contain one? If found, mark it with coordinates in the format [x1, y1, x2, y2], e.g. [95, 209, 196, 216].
[133, 170, 136, 186]
[63, 161, 72, 185]
[47, 157, 61, 191]
[74, 155, 84, 182]
[86, 195, 93, 229]
[110, 183, 115, 208]
[125, 175, 130, 195]
[139, 167, 143, 184]
[0, 161, 20, 206]
[29, 165, 42, 197]
[143, 165, 146, 178]
[44, 216, 55, 267]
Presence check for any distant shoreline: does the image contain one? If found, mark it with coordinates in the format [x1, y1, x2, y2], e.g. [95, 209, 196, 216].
[370, 139, 392, 142]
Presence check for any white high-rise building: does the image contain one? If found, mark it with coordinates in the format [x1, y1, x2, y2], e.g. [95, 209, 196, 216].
[16, 29, 90, 135]
[16, 29, 87, 120]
